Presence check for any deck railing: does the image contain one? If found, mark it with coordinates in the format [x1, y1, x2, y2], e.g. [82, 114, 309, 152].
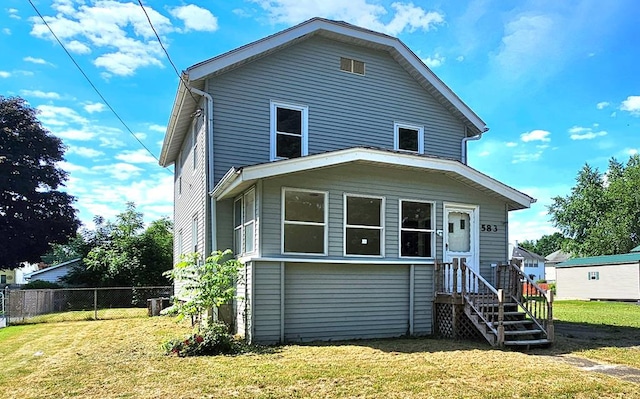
[495, 260, 554, 342]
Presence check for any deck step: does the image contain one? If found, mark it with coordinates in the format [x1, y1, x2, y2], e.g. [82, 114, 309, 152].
[492, 320, 533, 326]
[504, 339, 551, 346]
[504, 329, 543, 336]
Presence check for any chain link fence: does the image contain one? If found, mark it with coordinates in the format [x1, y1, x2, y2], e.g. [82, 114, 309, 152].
[3, 286, 173, 325]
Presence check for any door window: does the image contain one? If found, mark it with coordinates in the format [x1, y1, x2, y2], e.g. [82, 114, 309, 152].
[447, 211, 470, 252]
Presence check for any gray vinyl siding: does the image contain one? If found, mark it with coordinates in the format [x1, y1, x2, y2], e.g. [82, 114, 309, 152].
[413, 264, 433, 335]
[259, 163, 509, 274]
[284, 263, 410, 342]
[252, 261, 282, 344]
[172, 112, 207, 297]
[556, 263, 640, 301]
[208, 36, 465, 185]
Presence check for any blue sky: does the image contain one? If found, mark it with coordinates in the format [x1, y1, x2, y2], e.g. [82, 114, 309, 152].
[1, 0, 639, 244]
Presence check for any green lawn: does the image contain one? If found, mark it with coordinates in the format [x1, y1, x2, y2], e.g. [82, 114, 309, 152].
[0, 301, 638, 398]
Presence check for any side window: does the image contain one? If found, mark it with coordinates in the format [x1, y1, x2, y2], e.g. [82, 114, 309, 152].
[192, 119, 198, 171]
[588, 271, 599, 280]
[394, 123, 424, 154]
[176, 229, 183, 256]
[233, 188, 257, 256]
[282, 188, 327, 255]
[344, 195, 384, 256]
[270, 102, 308, 161]
[191, 216, 198, 253]
[400, 200, 434, 258]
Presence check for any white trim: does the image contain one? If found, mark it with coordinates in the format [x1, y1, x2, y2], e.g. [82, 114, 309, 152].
[270, 101, 309, 161]
[398, 199, 436, 259]
[443, 202, 480, 274]
[394, 122, 424, 154]
[281, 187, 329, 256]
[280, 262, 285, 342]
[236, 255, 436, 265]
[210, 148, 534, 210]
[409, 263, 414, 335]
[234, 187, 258, 256]
[343, 193, 385, 257]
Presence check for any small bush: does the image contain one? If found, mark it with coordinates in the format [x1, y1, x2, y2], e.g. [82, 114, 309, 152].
[163, 322, 239, 357]
[22, 280, 63, 289]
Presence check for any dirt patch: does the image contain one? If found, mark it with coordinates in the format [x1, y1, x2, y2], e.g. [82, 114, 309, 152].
[553, 355, 640, 383]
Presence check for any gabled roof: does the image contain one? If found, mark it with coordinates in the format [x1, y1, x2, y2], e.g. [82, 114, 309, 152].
[631, 244, 640, 253]
[159, 17, 488, 167]
[512, 246, 546, 262]
[545, 249, 571, 263]
[557, 252, 640, 268]
[211, 147, 535, 211]
[26, 258, 80, 278]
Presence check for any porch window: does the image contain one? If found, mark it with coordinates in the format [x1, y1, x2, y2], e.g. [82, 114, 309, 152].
[270, 102, 308, 161]
[400, 200, 434, 258]
[234, 188, 256, 255]
[394, 123, 424, 154]
[345, 195, 384, 256]
[282, 188, 327, 255]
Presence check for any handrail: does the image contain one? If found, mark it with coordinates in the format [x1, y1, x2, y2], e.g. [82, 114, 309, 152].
[496, 260, 554, 342]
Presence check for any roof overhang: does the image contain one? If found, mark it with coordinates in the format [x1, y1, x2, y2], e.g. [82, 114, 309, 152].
[211, 147, 535, 211]
[159, 17, 488, 167]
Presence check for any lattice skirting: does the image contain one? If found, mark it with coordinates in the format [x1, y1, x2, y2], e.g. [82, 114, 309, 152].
[435, 303, 483, 341]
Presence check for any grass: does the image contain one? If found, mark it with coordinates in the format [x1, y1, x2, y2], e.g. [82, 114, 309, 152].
[1, 310, 639, 398]
[9, 308, 147, 324]
[550, 300, 640, 368]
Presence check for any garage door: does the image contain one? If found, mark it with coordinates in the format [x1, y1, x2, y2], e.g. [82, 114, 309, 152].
[284, 263, 410, 342]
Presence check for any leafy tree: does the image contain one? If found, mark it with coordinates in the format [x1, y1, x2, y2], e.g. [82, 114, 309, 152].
[0, 96, 80, 268]
[62, 203, 173, 287]
[549, 156, 640, 256]
[518, 233, 566, 257]
[41, 233, 92, 265]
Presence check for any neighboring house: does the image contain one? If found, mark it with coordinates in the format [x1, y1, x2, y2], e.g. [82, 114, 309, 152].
[159, 18, 536, 344]
[0, 269, 16, 287]
[24, 258, 81, 285]
[556, 246, 640, 301]
[509, 244, 546, 282]
[544, 249, 571, 283]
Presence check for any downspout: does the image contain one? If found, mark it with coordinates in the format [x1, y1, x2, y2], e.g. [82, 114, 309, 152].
[189, 85, 217, 252]
[461, 126, 488, 165]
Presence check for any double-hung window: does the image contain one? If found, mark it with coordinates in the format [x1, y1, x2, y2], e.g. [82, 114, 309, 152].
[344, 195, 384, 256]
[400, 200, 434, 258]
[394, 123, 424, 154]
[191, 215, 198, 253]
[270, 101, 308, 160]
[282, 188, 327, 255]
[234, 188, 256, 255]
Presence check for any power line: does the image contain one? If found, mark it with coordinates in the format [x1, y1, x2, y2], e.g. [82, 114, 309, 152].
[136, 0, 201, 106]
[27, 0, 171, 173]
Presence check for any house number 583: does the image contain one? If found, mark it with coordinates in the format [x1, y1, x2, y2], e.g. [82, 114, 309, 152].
[481, 224, 498, 232]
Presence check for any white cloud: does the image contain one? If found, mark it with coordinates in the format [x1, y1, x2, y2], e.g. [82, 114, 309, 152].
[512, 151, 543, 163]
[170, 5, 218, 32]
[148, 124, 166, 133]
[37, 105, 89, 126]
[55, 128, 96, 141]
[3, 28, 10, 35]
[23, 56, 49, 65]
[83, 102, 106, 113]
[520, 129, 550, 142]
[94, 162, 144, 180]
[8, 8, 20, 20]
[625, 148, 638, 156]
[252, 0, 444, 36]
[568, 126, 607, 140]
[99, 136, 126, 148]
[20, 89, 61, 99]
[66, 146, 105, 158]
[57, 160, 91, 173]
[30, 0, 175, 76]
[422, 53, 445, 68]
[506, 142, 518, 147]
[620, 95, 640, 116]
[115, 149, 157, 164]
[456, 55, 464, 62]
[0, 71, 11, 78]
[596, 101, 609, 110]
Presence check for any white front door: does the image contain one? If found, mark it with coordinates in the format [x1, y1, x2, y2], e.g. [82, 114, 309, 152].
[444, 204, 479, 290]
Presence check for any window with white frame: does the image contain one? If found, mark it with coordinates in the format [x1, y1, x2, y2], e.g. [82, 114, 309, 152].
[191, 216, 198, 253]
[176, 229, 183, 256]
[394, 123, 424, 154]
[345, 195, 384, 256]
[400, 200, 434, 258]
[192, 120, 198, 171]
[176, 153, 182, 196]
[282, 188, 327, 255]
[588, 271, 599, 280]
[270, 102, 308, 160]
[234, 188, 256, 255]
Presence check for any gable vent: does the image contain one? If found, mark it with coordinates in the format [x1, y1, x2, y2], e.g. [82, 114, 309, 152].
[340, 57, 365, 75]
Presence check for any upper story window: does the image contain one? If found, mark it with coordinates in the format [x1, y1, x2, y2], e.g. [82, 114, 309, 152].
[234, 188, 256, 256]
[394, 123, 424, 154]
[282, 188, 327, 255]
[270, 101, 308, 161]
[191, 215, 199, 253]
[400, 200, 434, 258]
[340, 57, 365, 75]
[344, 194, 384, 256]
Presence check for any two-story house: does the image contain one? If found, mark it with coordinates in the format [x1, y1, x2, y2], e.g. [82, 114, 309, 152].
[159, 18, 540, 345]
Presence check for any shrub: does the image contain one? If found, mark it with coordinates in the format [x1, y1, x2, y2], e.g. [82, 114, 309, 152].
[163, 322, 239, 357]
[22, 280, 62, 289]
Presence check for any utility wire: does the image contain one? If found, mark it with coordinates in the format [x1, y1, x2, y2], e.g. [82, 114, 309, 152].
[137, 0, 201, 107]
[27, 0, 171, 173]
